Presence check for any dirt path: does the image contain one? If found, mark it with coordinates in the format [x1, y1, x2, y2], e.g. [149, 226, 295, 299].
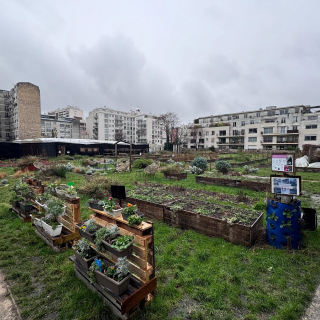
[0, 271, 21, 320]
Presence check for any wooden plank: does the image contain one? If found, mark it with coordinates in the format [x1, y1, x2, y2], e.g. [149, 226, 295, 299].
[121, 277, 157, 315]
[132, 245, 146, 258]
[53, 231, 80, 246]
[57, 217, 74, 232]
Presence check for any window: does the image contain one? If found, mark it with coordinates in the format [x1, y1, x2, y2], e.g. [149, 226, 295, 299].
[219, 130, 226, 136]
[211, 138, 214, 142]
[199, 132, 202, 136]
[249, 128, 257, 134]
[206, 131, 209, 136]
[293, 116, 298, 123]
[293, 126, 298, 131]
[267, 110, 276, 116]
[306, 125, 318, 129]
[250, 120, 254, 124]
[263, 137, 273, 143]
[244, 114, 248, 118]
[233, 122, 237, 127]
[256, 112, 260, 117]
[227, 116, 232, 120]
[264, 127, 273, 134]
[305, 135, 317, 141]
[281, 117, 286, 123]
[241, 121, 245, 126]
[248, 137, 257, 142]
[211, 131, 215, 135]
[280, 109, 288, 115]
[295, 108, 299, 113]
[308, 116, 318, 121]
[206, 138, 208, 141]
[60, 124, 64, 127]
[280, 127, 286, 134]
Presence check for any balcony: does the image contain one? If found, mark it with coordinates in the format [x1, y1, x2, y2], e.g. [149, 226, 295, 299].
[287, 130, 299, 134]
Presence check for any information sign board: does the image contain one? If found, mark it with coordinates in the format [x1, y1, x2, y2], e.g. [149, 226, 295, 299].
[270, 175, 301, 196]
[272, 154, 295, 174]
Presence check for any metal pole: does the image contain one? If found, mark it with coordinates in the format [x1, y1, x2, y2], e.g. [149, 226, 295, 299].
[130, 143, 132, 172]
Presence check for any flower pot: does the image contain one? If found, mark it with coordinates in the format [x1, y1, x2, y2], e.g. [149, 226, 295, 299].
[101, 239, 133, 258]
[75, 223, 97, 243]
[41, 220, 63, 237]
[65, 192, 77, 199]
[32, 217, 42, 227]
[104, 208, 122, 218]
[89, 202, 104, 211]
[122, 212, 144, 221]
[73, 247, 99, 270]
[19, 202, 34, 212]
[93, 270, 131, 295]
[11, 200, 20, 208]
[55, 188, 65, 196]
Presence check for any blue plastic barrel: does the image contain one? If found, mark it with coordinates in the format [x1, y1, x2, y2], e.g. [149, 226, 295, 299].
[266, 199, 302, 249]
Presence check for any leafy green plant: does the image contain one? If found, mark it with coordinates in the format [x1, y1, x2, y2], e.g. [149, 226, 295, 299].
[94, 225, 120, 251]
[82, 219, 99, 234]
[132, 159, 153, 169]
[283, 209, 293, 218]
[42, 198, 65, 229]
[53, 165, 68, 178]
[160, 165, 183, 175]
[122, 203, 138, 216]
[102, 197, 117, 211]
[253, 201, 267, 211]
[268, 211, 278, 221]
[127, 214, 143, 226]
[110, 235, 134, 250]
[280, 220, 293, 231]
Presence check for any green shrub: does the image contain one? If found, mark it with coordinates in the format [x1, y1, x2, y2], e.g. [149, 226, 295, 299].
[215, 160, 231, 172]
[191, 157, 208, 171]
[253, 201, 267, 211]
[73, 155, 83, 160]
[53, 165, 68, 178]
[132, 159, 153, 169]
[209, 146, 215, 152]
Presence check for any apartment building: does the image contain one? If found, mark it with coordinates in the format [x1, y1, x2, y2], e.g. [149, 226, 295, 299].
[190, 105, 320, 150]
[0, 82, 41, 141]
[86, 107, 165, 151]
[41, 115, 80, 139]
[48, 106, 83, 120]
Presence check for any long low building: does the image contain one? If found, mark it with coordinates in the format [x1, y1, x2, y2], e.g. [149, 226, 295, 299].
[0, 138, 149, 159]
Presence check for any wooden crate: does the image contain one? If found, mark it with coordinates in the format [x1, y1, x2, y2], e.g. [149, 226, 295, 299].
[10, 205, 33, 223]
[57, 197, 81, 233]
[35, 224, 80, 252]
[70, 255, 156, 319]
[89, 208, 155, 283]
[74, 208, 157, 318]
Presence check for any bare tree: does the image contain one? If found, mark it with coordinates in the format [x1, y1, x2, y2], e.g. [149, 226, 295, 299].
[188, 124, 205, 150]
[172, 125, 189, 153]
[158, 112, 180, 150]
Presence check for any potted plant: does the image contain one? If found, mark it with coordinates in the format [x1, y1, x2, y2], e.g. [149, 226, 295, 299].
[121, 203, 138, 221]
[55, 184, 68, 196]
[19, 200, 35, 212]
[76, 219, 100, 243]
[9, 193, 23, 208]
[103, 197, 122, 218]
[127, 214, 143, 227]
[94, 224, 134, 258]
[86, 198, 104, 211]
[35, 192, 52, 209]
[31, 210, 45, 227]
[41, 198, 65, 237]
[89, 257, 131, 295]
[65, 186, 77, 199]
[73, 238, 99, 270]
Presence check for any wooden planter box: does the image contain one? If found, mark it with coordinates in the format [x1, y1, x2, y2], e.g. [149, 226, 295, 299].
[163, 206, 264, 247]
[123, 197, 172, 220]
[196, 176, 270, 192]
[163, 172, 187, 180]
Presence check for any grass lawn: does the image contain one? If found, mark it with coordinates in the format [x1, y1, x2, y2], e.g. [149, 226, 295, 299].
[0, 162, 320, 319]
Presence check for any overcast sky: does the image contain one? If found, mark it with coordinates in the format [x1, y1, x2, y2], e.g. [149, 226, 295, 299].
[1, 1, 320, 123]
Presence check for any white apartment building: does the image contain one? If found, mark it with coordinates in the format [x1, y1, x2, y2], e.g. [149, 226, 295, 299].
[188, 105, 320, 151]
[48, 106, 84, 120]
[41, 115, 80, 139]
[86, 107, 165, 151]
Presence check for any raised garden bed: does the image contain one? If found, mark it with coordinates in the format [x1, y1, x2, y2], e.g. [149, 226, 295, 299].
[196, 176, 270, 192]
[163, 172, 187, 180]
[164, 200, 264, 247]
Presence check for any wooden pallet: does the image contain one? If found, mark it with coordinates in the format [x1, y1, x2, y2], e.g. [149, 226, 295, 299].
[70, 255, 156, 319]
[57, 197, 81, 233]
[89, 209, 155, 283]
[10, 205, 33, 223]
[35, 224, 80, 252]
